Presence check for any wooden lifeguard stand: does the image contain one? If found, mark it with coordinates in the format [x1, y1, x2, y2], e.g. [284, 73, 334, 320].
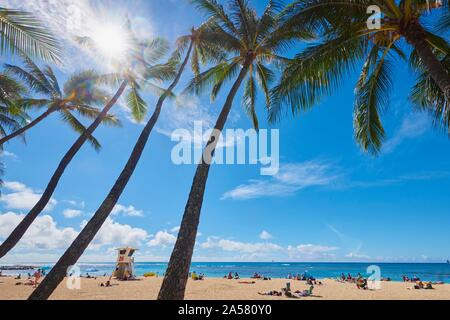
[113, 247, 137, 280]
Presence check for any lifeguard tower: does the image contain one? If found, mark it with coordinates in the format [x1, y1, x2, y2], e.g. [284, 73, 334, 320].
[113, 247, 137, 280]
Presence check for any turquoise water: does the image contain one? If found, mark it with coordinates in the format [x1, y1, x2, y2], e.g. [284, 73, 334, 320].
[4, 262, 450, 283]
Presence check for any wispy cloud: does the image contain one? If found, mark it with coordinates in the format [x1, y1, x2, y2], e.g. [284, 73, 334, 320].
[0, 181, 57, 211]
[200, 236, 338, 261]
[222, 161, 341, 200]
[112, 204, 144, 217]
[342, 170, 450, 189]
[259, 230, 273, 240]
[383, 112, 430, 153]
[62, 208, 83, 218]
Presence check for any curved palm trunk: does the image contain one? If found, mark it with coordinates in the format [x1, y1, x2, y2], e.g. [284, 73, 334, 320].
[0, 106, 59, 145]
[405, 24, 450, 99]
[0, 81, 128, 259]
[27, 42, 194, 300]
[157, 61, 250, 300]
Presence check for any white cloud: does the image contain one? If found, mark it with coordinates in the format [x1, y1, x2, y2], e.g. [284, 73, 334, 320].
[0, 181, 57, 211]
[0, 212, 77, 250]
[0, 210, 150, 252]
[82, 217, 149, 250]
[259, 230, 273, 240]
[112, 204, 144, 217]
[1, 151, 17, 159]
[222, 161, 340, 200]
[147, 231, 177, 247]
[62, 209, 83, 218]
[63, 199, 85, 208]
[383, 113, 430, 153]
[287, 244, 339, 258]
[201, 237, 283, 253]
[170, 226, 180, 233]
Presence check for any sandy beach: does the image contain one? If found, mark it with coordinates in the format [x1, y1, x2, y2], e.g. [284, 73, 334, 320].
[1, 276, 450, 300]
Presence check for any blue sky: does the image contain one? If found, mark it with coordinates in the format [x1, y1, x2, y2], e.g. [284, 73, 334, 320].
[0, 0, 449, 264]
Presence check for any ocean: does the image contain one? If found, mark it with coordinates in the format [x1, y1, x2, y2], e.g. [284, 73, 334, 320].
[2, 262, 450, 283]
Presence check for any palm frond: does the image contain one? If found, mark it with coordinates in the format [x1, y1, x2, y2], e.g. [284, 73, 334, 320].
[60, 110, 102, 151]
[410, 55, 450, 135]
[126, 83, 147, 123]
[0, 7, 61, 63]
[73, 104, 121, 127]
[243, 71, 259, 130]
[353, 45, 393, 155]
[269, 27, 369, 122]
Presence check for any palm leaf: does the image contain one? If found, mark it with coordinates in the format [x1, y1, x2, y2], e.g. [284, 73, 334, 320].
[126, 83, 147, 123]
[60, 110, 102, 150]
[0, 7, 61, 63]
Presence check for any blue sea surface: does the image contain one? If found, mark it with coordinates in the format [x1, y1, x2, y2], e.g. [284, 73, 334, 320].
[3, 262, 450, 283]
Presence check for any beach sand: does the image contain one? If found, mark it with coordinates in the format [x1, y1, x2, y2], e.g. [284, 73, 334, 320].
[1, 276, 450, 300]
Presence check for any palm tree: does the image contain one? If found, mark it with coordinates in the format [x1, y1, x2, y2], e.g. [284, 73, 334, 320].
[0, 7, 61, 62]
[28, 23, 225, 300]
[411, 54, 449, 135]
[0, 73, 28, 188]
[0, 57, 120, 147]
[270, 0, 449, 154]
[0, 73, 28, 142]
[157, 0, 309, 300]
[0, 31, 173, 259]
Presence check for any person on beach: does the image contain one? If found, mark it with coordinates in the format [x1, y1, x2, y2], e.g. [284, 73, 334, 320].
[258, 290, 282, 296]
[227, 272, 233, 279]
[234, 272, 240, 279]
[33, 269, 41, 288]
[356, 277, 368, 290]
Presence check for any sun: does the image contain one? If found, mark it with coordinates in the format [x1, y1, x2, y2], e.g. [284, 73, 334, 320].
[91, 23, 129, 61]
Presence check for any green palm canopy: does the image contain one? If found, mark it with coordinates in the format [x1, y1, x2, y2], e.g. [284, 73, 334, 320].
[0, 7, 61, 63]
[3, 56, 121, 148]
[270, 0, 449, 154]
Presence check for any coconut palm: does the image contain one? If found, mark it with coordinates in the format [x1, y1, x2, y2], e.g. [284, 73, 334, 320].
[0, 7, 61, 63]
[0, 73, 28, 142]
[270, 0, 449, 154]
[28, 22, 226, 300]
[0, 57, 120, 147]
[0, 30, 174, 259]
[156, 0, 311, 300]
[411, 54, 449, 135]
[0, 73, 28, 188]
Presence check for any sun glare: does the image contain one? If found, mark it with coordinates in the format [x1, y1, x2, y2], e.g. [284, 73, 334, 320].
[91, 24, 129, 61]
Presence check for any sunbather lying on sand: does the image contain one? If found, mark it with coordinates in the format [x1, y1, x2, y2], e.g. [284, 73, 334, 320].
[258, 290, 282, 296]
[238, 281, 256, 284]
[295, 285, 314, 297]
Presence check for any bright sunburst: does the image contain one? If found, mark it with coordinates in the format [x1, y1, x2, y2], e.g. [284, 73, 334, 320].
[91, 23, 129, 61]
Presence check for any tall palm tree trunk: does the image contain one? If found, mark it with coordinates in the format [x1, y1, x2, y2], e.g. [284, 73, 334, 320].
[404, 23, 450, 99]
[157, 61, 251, 300]
[28, 42, 194, 300]
[0, 81, 128, 259]
[0, 105, 59, 145]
